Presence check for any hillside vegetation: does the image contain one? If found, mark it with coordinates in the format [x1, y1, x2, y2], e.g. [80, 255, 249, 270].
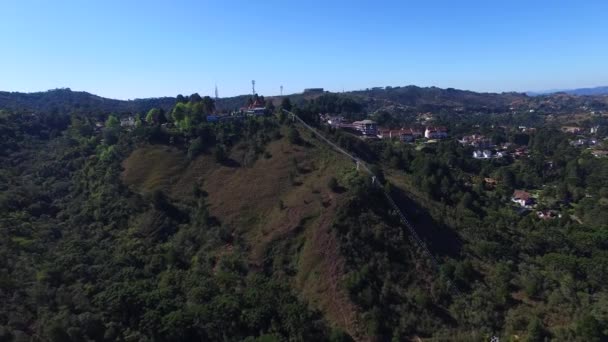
[2, 90, 608, 341]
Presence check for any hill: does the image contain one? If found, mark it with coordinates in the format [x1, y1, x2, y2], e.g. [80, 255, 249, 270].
[0, 88, 176, 115]
[528, 86, 608, 96]
[4, 85, 608, 121]
[1, 107, 454, 341]
[2, 89, 608, 341]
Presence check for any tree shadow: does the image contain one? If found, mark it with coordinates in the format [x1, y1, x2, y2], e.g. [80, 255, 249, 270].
[220, 158, 241, 168]
[389, 186, 463, 259]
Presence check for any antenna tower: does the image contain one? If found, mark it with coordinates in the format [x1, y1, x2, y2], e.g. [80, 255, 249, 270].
[280, 85, 283, 96]
[214, 84, 218, 100]
[252, 80, 256, 95]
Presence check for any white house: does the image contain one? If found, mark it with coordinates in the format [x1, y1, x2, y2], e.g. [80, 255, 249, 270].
[473, 150, 493, 159]
[512, 190, 534, 207]
[353, 120, 378, 136]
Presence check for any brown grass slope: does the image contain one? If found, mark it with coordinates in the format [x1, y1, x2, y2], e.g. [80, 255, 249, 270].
[121, 130, 367, 340]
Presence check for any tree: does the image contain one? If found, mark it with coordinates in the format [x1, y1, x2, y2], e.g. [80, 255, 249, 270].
[287, 127, 301, 144]
[214, 144, 227, 163]
[105, 115, 120, 129]
[103, 128, 119, 145]
[189, 93, 202, 103]
[526, 317, 545, 342]
[328, 177, 339, 192]
[576, 315, 604, 342]
[188, 137, 204, 159]
[171, 103, 188, 126]
[201, 96, 215, 115]
[265, 100, 275, 113]
[176, 94, 187, 103]
[281, 98, 292, 111]
[146, 108, 166, 125]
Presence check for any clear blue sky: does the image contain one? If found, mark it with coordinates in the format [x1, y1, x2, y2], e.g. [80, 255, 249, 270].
[1, 0, 607, 99]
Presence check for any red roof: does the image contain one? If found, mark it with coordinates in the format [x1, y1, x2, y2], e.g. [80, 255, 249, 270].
[426, 126, 447, 132]
[513, 190, 531, 200]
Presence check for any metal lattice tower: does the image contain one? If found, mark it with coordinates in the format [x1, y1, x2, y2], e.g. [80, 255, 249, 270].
[280, 85, 283, 96]
[214, 84, 218, 100]
[252, 80, 256, 95]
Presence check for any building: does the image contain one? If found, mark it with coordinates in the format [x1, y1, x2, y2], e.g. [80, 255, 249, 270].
[377, 128, 422, 142]
[591, 150, 608, 158]
[562, 126, 583, 134]
[512, 190, 535, 207]
[303, 88, 324, 94]
[484, 177, 498, 189]
[424, 126, 448, 139]
[244, 98, 266, 116]
[459, 134, 493, 149]
[326, 116, 345, 127]
[120, 116, 136, 128]
[473, 150, 493, 159]
[353, 120, 378, 136]
[537, 210, 562, 220]
[590, 125, 599, 134]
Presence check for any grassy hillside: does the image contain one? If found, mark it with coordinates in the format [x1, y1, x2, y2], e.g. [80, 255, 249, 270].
[121, 130, 370, 338]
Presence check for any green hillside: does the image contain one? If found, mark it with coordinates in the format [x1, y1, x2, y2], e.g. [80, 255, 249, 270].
[1, 92, 608, 341]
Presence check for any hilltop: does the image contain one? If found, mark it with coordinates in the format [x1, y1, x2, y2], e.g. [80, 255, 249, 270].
[528, 86, 608, 96]
[3, 85, 608, 120]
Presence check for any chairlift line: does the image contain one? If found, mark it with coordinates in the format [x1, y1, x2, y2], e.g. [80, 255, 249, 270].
[282, 109, 462, 296]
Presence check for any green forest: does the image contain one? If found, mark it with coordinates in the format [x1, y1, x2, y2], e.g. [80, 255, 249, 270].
[1, 92, 608, 341]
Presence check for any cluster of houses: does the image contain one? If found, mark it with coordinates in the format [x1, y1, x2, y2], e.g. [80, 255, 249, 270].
[561, 124, 608, 157]
[320, 114, 449, 142]
[459, 134, 493, 149]
[458, 135, 526, 160]
[561, 125, 604, 137]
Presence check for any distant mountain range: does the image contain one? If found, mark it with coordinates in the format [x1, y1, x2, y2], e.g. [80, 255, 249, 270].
[527, 86, 608, 96]
[2, 85, 608, 117]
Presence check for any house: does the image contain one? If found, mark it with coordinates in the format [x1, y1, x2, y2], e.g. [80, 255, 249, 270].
[537, 210, 562, 220]
[377, 128, 422, 142]
[353, 120, 378, 136]
[303, 88, 324, 94]
[243, 98, 266, 116]
[473, 150, 493, 159]
[513, 147, 528, 158]
[484, 177, 498, 189]
[591, 150, 608, 158]
[120, 116, 136, 128]
[418, 112, 434, 122]
[562, 126, 583, 134]
[94, 122, 104, 132]
[326, 116, 345, 127]
[424, 126, 448, 139]
[512, 190, 535, 207]
[459, 134, 493, 149]
[590, 125, 599, 134]
[570, 138, 588, 147]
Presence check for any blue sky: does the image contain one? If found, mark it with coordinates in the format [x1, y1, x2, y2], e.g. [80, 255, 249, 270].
[1, 0, 607, 99]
